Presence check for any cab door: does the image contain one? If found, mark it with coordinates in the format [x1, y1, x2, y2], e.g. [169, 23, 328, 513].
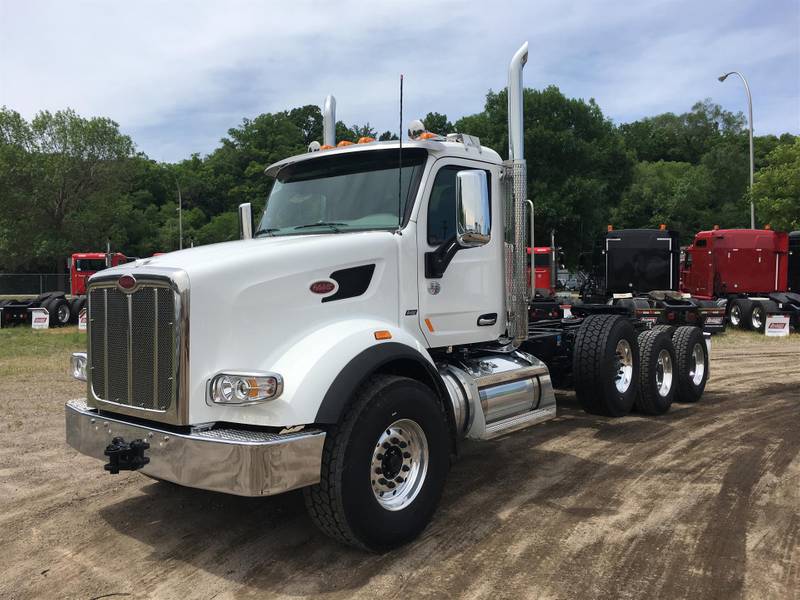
[416, 159, 504, 347]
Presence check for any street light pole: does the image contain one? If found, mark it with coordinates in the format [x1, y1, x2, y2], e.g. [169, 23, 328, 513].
[176, 178, 183, 250]
[718, 71, 755, 228]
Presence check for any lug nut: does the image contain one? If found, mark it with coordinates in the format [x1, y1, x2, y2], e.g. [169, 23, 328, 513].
[399, 441, 407, 448]
[376, 453, 383, 460]
[401, 465, 410, 472]
[395, 477, 404, 483]
[387, 482, 396, 489]
[382, 442, 391, 449]
[378, 478, 387, 485]
[403, 452, 411, 459]
[390, 437, 399, 444]
[374, 468, 382, 475]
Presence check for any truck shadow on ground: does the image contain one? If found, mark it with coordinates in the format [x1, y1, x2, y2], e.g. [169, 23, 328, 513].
[97, 393, 683, 596]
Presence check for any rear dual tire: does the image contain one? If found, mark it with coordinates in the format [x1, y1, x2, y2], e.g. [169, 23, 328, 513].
[573, 315, 640, 417]
[635, 329, 676, 415]
[671, 326, 708, 402]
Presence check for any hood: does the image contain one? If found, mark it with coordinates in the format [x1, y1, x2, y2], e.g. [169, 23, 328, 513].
[95, 231, 402, 422]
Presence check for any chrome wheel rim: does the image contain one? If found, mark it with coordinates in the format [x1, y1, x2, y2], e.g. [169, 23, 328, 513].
[57, 304, 70, 323]
[370, 418, 428, 511]
[690, 343, 705, 386]
[614, 339, 634, 393]
[751, 307, 763, 330]
[730, 305, 741, 326]
[656, 349, 673, 397]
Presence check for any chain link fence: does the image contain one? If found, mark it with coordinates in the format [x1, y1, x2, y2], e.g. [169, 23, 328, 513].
[0, 273, 69, 295]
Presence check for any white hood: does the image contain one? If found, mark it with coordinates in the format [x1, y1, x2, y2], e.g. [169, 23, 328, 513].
[101, 231, 402, 424]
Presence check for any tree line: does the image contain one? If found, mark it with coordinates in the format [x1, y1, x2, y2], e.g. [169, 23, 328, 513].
[0, 87, 796, 272]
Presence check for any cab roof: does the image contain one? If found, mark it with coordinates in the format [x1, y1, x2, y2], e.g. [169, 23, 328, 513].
[264, 139, 503, 177]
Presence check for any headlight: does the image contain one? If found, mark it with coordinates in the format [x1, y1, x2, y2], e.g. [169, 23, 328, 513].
[208, 371, 283, 405]
[71, 352, 87, 381]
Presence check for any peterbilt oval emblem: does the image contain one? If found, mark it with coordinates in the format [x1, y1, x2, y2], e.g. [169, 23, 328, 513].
[309, 280, 336, 295]
[117, 274, 137, 292]
[427, 281, 441, 295]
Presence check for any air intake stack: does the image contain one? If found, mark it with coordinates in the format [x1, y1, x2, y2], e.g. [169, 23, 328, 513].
[505, 42, 529, 346]
[323, 95, 336, 147]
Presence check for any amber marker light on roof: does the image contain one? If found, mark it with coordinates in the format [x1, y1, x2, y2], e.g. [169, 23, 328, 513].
[357, 137, 376, 144]
[337, 140, 354, 147]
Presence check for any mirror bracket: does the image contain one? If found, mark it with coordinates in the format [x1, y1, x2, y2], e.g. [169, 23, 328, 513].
[424, 235, 459, 279]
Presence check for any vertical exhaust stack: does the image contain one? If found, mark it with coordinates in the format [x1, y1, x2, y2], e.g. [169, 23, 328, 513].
[506, 42, 529, 346]
[323, 95, 336, 147]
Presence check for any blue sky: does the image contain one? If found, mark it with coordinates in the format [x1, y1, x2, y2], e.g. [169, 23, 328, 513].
[1, 0, 798, 162]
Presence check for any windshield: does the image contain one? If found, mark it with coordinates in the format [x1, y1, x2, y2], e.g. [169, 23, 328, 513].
[75, 259, 107, 272]
[257, 148, 427, 236]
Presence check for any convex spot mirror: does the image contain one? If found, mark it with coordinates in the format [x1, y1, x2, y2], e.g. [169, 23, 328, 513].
[455, 170, 490, 248]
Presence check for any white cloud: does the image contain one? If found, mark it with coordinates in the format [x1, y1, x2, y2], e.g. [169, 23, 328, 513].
[1, 0, 797, 161]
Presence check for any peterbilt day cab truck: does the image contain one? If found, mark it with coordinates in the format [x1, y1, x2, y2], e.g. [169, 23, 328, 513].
[65, 44, 713, 551]
[681, 228, 800, 332]
[0, 251, 129, 328]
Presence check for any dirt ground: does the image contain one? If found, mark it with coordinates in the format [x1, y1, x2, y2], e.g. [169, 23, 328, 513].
[1, 329, 798, 600]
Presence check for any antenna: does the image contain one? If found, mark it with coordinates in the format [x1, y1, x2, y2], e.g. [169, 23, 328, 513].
[398, 73, 404, 229]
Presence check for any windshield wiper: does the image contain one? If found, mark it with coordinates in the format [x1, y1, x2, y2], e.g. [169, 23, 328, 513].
[254, 227, 279, 237]
[293, 221, 346, 232]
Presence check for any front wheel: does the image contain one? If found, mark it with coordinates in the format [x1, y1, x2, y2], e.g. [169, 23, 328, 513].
[304, 374, 450, 552]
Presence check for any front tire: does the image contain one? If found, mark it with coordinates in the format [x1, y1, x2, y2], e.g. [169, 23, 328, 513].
[304, 374, 450, 552]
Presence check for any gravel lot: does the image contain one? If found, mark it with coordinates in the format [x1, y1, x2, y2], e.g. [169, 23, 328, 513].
[1, 328, 798, 599]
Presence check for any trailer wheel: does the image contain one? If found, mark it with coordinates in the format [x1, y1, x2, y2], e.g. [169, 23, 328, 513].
[304, 374, 450, 552]
[573, 314, 639, 417]
[729, 299, 750, 329]
[47, 297, 71, 327]
[635, 329, 676, 415]
[672, 326, 708, 403]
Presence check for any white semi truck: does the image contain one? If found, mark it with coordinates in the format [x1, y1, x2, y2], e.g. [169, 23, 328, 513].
[66, 43, 711, 551]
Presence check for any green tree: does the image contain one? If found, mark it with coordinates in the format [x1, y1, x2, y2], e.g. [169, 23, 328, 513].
[455, 86, 634, 264]
[751, 139, 800, 231]
[423, 112, 454, 135]
[0, 107, 135, 271]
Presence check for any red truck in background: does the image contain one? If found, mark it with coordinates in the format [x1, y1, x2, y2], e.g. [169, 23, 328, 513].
[69, 252, 130, 296]
[680, 228, 800, 331]
[527, 246, 557, 298]
[0, 251, 133, 328]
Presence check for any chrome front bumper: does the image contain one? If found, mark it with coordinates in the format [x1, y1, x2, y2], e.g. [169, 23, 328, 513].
[65, 398, 326, 497]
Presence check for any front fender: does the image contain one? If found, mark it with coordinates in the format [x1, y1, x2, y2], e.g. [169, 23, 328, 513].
[270, 319, 436, 425]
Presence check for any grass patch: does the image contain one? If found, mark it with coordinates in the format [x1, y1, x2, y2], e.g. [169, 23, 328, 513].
[714, 327, 800, 346]
[0, 326, 86, 362]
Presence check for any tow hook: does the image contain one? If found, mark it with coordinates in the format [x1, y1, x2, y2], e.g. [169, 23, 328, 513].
[103, 437, 150, 474]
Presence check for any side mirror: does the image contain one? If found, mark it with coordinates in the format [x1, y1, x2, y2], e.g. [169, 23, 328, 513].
[238, 203, 253, 240]
[455, 170, 490, 247]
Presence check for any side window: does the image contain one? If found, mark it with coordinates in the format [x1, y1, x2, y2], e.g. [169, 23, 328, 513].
[427, 166, 490, 246]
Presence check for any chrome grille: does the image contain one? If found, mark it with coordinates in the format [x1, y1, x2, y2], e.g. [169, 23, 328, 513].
[89, 283, 177, 413]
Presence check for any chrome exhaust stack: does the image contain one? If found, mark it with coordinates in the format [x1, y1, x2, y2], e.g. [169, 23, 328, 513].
[323, 95, 336, 147]
[505, 42, 529, 346]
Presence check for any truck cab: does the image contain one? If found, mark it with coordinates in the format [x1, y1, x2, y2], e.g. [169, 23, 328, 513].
[70, 252, 130, 296]
[681, 228, 800, 331]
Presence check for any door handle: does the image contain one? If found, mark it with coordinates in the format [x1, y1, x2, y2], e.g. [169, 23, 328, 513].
[477, 313, 497, 326]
